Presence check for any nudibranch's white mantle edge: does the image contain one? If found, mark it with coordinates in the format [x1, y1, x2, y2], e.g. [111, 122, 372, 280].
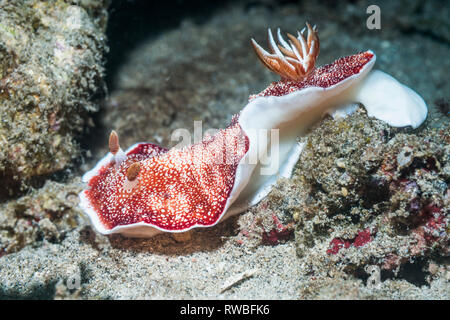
[79, 49, 428, 237]
[223, 52, 376, 220]
[222, 50, 427, 221]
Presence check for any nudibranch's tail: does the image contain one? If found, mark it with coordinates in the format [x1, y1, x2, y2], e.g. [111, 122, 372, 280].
[251, 22, 319, 81]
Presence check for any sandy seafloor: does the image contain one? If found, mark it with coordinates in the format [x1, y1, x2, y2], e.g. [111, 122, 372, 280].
[0, 0, 448, 299]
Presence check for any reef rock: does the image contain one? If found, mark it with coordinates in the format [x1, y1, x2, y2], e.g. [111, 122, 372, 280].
[0, 0, 109, 198]
[286, 107, 448, 277]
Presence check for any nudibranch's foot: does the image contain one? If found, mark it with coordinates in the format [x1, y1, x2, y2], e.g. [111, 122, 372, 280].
[352, 70, 428, 129]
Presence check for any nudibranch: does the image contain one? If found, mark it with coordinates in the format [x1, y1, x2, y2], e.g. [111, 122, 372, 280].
[79, 23, 428, 237]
